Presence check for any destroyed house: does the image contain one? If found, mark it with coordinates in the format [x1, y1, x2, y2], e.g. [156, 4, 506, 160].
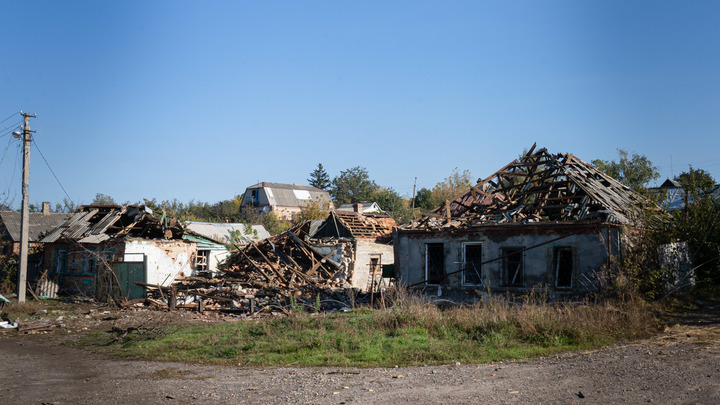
[183, 221, 270, 276]
[40, 204, 192, 300]
[310, 208, 396, 291]
[240, 182, 332, 220]
[394, 145, 653, 298]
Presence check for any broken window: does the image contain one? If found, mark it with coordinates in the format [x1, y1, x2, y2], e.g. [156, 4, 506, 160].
[251, 189, 260, 206]
[195, 250, 210, 272]
[425, 243, 445, 284]
[503, 247, 524, 286]
[462, 243, 483, 285]
[54, 247, 68, 274]
[553, 247, 573, 288]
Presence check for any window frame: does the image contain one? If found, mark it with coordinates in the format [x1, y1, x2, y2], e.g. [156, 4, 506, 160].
[461, 242, 483, 286]
[424, 243, 445, 285]
[502, 247, 525, 287]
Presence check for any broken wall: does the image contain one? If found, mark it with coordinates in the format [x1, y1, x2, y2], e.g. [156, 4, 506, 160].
[123, 239, 196, 286]
[353, 240, 394, 291]
[394, 224, 623, 297]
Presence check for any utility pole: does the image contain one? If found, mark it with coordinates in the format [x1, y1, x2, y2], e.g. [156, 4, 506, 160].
[15, 111, 36, 303]
[411, 177, 417, 227]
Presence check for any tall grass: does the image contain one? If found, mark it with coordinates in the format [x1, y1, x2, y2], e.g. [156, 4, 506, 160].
[80, 287, 661, 367]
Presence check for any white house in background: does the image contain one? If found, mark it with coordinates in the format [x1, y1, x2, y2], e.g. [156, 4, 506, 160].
[240, 182, 332, 220]
[337, 201, 385, 214]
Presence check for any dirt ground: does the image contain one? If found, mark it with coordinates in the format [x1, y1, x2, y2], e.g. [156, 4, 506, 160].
[1, 301, 719, 404]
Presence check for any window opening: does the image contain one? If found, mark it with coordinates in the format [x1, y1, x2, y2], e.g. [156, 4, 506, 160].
[503, 247, 524, 286]
[554, 247, 573, 288]
[463, 243, 483, 285]
[195, 250, 210, 271]
[425, 243, 444, 283]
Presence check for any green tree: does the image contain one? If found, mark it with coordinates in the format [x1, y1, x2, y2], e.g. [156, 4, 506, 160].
[295, 197, 332, 222]
[330, 166, 378, 204]
[413, 187, 434, 211]
[675, 166, 716, 193]
[261, 211, 291, 235]
[371, 187, 412, 224]
[429, 168, 473, 208]
[308, 163, 331, 190]
[592, 149, 659, 190]
[92, 193, 116, 205]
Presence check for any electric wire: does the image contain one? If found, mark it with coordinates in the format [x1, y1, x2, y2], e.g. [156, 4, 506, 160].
[0, 137, 16, 208]
[0, 112, 19, 125]
[32, 137, 74, 204]
[0, 120, 23, 136]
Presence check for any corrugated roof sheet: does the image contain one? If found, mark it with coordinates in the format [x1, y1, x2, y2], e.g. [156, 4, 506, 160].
[185, 221, 270, 245]
[0, 211, 72, 242]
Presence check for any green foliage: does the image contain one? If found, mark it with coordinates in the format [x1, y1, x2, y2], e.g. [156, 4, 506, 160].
[592, 149, 659, 190]
[675, 166, 716, 193]
[370, 187, 412, 224]
[427, 168, 473, 209]
[0, 253, 18, 295]
[330, 166, 378, 204]
[261, 212, 291, 235]
[294, 197, 332, 223]
[307, 163, 331, 191]
[142, 195, 245, 223]
[54, 197, 78, 213]
[413, 187, 434, 211]
[91, 193, 116, 205]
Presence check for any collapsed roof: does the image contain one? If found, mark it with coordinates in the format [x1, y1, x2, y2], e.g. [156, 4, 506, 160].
[419, 145, 652, 228]
[42, 205, 183, 244]
[312, 211, 396, 242]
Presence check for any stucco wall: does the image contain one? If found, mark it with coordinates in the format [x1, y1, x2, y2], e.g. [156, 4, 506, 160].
[394, 226, 622, 295]
[123, 239, 196, 286]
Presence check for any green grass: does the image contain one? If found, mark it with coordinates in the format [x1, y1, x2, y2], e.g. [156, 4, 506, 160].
[77, 292, 660, 368]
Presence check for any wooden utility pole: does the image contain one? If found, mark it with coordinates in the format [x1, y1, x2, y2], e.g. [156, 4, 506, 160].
[16, 112, 36, 303]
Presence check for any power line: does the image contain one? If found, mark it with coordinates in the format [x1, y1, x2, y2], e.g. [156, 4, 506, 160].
[0, 120, 23, 136]
[0, 111, 19, 125]
[32, 137, 74, 204]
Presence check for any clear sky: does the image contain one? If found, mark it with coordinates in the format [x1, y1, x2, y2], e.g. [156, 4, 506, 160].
[1, 1, 719, 209]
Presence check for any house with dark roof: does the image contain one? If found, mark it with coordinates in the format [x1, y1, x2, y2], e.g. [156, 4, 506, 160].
[240, 182, 332, 220]
[0, 203, 71, 255]
[394, 145, 672, 299]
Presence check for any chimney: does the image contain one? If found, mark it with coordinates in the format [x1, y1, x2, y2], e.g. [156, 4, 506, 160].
[353, 202, 363, 214]
[42, 201, 50, 215]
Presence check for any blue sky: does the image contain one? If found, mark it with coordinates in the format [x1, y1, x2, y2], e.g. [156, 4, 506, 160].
[1, 1, 719, 209]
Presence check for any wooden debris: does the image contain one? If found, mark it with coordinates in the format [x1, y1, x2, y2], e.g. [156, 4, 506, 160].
[134, 229, 354, 316]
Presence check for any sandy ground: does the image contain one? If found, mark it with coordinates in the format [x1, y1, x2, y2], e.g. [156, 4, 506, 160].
[1, 303, 719, 404]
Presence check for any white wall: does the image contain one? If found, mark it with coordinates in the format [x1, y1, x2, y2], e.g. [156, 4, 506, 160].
[124, 239, 196, 286]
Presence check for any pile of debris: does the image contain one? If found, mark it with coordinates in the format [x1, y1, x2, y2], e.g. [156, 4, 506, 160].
[135, 228, 353, 316]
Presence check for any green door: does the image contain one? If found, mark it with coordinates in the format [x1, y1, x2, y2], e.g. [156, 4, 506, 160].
[111, 262, 147, 300]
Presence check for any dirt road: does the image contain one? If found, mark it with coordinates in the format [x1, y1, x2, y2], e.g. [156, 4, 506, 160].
[1, 308, 719, 404]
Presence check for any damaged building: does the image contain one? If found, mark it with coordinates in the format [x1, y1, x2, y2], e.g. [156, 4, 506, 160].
[40, 204, 191, 300]
[309, 204, 396, 291]
[394, 145, 655, 298]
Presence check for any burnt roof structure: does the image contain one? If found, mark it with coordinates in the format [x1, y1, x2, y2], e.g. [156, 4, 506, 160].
[313, 211, 396, 242]
[419, 144, 652, 228]
[41, 205, 183, 244]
